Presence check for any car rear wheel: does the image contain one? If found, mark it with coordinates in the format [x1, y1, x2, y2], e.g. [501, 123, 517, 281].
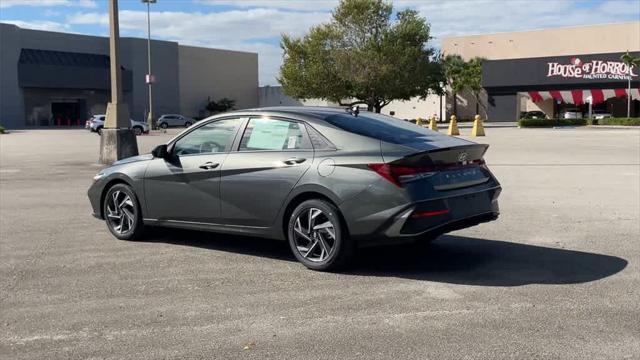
[103, 183, 145, 240]
[184, 121, 192, 127]
[133, 126, 143, 136]
[97, 126, 103, 135]
[159, 122, 168, 129]
[287, 199, 354, 271]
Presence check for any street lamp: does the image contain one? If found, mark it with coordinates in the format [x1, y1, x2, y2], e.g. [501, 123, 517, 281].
[142, 0, 156, 130]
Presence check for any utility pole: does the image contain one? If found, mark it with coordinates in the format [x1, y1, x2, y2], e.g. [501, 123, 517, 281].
[142, 0, 156, 129]
[100, 0, 138, 164]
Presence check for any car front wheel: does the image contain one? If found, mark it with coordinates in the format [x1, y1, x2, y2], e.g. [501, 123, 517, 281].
[103, 183, 145, 240]
[287, 199, 354, 271]
[132, 126, 143, 136]
[159, 122, 168, 129]
[184, 121, 192, 127]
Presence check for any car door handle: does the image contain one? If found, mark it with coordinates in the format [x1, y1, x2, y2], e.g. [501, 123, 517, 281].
[283, 157, 306, 166]
[199, 162, 219, 170]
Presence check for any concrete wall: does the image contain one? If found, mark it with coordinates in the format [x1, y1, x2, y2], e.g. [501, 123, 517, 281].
[258, 86, 303, 107]
[179, 45, 258, 118]
[0, 23, 25, 128]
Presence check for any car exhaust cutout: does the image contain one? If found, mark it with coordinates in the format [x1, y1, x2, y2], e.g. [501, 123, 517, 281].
[410, 209, 450, 218]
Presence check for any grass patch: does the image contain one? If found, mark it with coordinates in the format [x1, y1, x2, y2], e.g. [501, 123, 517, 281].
[593, 117, 640, 126]
[518, 118, 586, 127]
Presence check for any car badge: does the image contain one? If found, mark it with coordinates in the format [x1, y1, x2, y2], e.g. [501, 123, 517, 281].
[458, 151, 469, 164]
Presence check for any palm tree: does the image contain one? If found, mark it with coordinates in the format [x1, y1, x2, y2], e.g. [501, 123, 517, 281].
[443, 54, 466, 118]
[620, 51, 640, 118]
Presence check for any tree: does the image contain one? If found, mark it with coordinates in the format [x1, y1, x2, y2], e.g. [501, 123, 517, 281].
[442, 54, 466, 117]
[464, 57, 487, 116]
[442, 55, 486, 118]
[620, 51, 640, 118]
[279, 0, 442, 113]
[205, 97, 236, 115]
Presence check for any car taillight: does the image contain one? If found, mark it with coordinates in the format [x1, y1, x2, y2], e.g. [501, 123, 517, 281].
[367, 159, 486, 187]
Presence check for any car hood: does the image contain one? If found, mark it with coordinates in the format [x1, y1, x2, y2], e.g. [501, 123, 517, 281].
[112, 153, 153, 165]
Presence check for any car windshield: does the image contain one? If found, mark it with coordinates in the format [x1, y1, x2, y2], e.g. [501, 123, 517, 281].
[324, 112, 436, 147]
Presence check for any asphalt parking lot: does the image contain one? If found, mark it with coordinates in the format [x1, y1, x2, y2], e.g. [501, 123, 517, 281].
[1, 126, 639, 359]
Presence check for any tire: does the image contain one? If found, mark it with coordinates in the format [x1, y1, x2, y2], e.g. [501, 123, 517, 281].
[184, 121, 192, 127]
[103, 183, 145, 240]
[133, 126, 143, 136]
[97, 126, 103, 135]
[159, 122, 168, 129]
[287, 199, 354, 271]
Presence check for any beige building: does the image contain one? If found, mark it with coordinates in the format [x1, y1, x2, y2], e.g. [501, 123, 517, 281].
[260, 22, 640, 122]
[442, 22, 640, 121]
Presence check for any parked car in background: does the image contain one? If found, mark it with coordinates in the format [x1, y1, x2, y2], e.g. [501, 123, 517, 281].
[562, 109, 583, 119]
[521, 111, 547, 119]
[88, 107, 501, 271]
[592, 110, 612, 120]
[157, 114, 194, 128]
[87, 114, 149, 135]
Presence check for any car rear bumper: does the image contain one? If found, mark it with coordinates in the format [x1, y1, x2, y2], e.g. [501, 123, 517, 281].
[353, 186, 501, 247]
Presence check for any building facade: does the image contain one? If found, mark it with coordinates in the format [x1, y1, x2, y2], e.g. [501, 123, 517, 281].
[0, 23, 258, 129]
[442, 22, 640, 121]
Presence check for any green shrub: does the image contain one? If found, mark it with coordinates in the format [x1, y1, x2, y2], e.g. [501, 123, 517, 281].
[0, 124, 5, 134]
[518, 118, 586, 127]
[596, 117, 640, 126]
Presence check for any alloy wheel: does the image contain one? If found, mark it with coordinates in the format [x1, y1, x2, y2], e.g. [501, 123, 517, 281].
[133, 127, 142, 136]
[106, 190, 136, 235]
[292, 208, 336, 262]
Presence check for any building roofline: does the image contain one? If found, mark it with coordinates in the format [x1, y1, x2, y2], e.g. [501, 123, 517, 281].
[442, 21, 640, 41]
[0, 22, 257, 56]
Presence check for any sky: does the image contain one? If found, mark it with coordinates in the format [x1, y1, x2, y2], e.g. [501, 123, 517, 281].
[1, 0, 639, 85]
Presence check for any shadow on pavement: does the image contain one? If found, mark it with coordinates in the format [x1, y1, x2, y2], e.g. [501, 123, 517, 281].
[146, 229, 627, 286]
[353, 235, 628, 286]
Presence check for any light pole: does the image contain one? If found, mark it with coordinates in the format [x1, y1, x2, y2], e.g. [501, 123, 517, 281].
[100, 0, 138, 164]
[142, 0, 156, 129]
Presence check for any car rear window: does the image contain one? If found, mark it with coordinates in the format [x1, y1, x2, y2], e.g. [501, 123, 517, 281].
[324, 112, 435, 146]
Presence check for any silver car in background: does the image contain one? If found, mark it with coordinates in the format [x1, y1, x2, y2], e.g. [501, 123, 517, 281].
[87, 114, 150, 135]
[158, 114, 195, 129]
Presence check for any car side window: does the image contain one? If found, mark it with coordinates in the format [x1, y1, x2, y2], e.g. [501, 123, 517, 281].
[173, 118, 242, 156]
[239, 118, 311, 151]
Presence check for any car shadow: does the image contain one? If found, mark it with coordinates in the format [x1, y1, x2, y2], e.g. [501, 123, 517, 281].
[145, 229, 627, 286]
[352, 235, 628, 286]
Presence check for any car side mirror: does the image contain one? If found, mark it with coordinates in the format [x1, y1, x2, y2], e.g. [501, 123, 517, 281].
[151, 144, 169, 158]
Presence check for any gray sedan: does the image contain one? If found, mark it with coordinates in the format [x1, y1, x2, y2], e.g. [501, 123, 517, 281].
[88, 107, 501, 271]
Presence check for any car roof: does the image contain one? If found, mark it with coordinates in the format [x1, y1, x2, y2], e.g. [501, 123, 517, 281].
[235, 106, 353, 121]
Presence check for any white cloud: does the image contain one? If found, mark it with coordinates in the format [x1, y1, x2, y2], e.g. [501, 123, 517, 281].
[409, 0, 640, 43]
[197, 0, 338, 12]
[0, 0, 95, 9]
[12, 0, 640, 85]
[68, 8, 331, 85]
[1, 19, 70, 32]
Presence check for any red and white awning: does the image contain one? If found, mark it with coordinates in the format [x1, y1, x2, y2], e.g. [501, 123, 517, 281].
[526, 88, 640, 104]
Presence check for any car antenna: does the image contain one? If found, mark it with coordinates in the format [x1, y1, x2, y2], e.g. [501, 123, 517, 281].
[346, 105, 359, 117]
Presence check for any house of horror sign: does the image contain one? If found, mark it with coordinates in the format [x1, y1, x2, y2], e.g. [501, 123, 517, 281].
[547, 58, 637, 80]
[482, 51, 640, 122]
[482, 51, 640, 89]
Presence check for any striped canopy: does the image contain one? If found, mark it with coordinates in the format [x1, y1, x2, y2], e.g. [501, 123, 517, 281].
[526, 89, 640, 105]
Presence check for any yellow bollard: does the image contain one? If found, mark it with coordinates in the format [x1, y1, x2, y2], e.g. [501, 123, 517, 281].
[429, 115, 438, 131]
[471, 114, 485, 136]
[447, 115, 460, 136]
[415, 117, 423, 126]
